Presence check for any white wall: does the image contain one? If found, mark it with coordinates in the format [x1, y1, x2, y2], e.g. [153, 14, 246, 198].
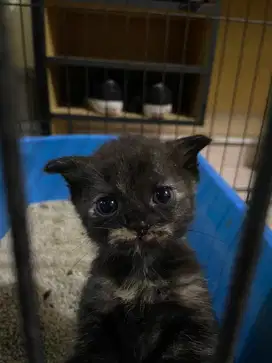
[5, 1, 34, 70]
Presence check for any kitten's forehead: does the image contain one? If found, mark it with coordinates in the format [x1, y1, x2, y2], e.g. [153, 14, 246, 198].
[92, 137, 168, 191]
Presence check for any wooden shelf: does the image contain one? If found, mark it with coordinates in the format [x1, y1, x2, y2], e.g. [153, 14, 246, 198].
[45, 0, 216, 16]
[50, 113, 265, 139]
[50, 116, 195, 136]
[50, 105, 195, 124]
[43, 0, 215, 133]
[45, 3, 212, 66]
[47, 64, 203, 124]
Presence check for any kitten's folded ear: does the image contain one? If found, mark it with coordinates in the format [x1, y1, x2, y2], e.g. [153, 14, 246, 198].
[44, 156, 89, 184]
[166, 135, 211, 179]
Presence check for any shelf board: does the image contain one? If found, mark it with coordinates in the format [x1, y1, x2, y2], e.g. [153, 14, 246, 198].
[127, 1, 217, 15]
[45, 0, 218, 18]
[50, 105, 196, 126]
[46, 56, 207, 74]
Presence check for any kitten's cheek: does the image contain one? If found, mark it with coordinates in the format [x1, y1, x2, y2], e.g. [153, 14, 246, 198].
[175, 191, 185, 201]
[108, 228, 137, 245]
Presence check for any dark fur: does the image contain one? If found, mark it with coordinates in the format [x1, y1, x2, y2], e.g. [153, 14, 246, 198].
[45, 135, 218, 363]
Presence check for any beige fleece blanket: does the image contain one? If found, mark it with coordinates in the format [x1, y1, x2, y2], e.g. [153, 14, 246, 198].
[0, 201, 97, 363]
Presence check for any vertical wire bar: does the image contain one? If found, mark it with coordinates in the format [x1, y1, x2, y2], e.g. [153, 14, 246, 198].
[246, 118, 266, 203]
[245, 75, 272, 203]
[195, 2, 227, 281]
[85, 64, 90, 135]
[123, 66, 128, 135]
[103, 9, 109, 134]
[31, 0, 50, 135]
[0, 5, 45, 362]
[84, 11, 91, 135]
[218, 0, 252, 177]
[203, 0, 232, 290]
[213, 86, 272, 363]
[232, 2, 269, 192]
[62, 7, 72, 134]
[123, 0, 130, 134]
[158, 12, 170, 139]
[19, 0, 35, 135]
[197, 0, 221, 129]
[189, 3, 200, 137]
[65, 65, 72, 134]
[206, 0, 232, 163]
[175, 1, 191, 138]
[141, 12, 150, 136]
[191, 8, 200, 136]
[123, 13, 130, 134]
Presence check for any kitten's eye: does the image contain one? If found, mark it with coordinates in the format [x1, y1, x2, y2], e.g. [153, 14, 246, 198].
[153, 186, 173, 204]
[95, 196, 118, 216]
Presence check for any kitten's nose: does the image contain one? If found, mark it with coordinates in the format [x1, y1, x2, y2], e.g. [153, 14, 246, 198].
[136, 221, 150, 239]
[124, 216, 150, 236]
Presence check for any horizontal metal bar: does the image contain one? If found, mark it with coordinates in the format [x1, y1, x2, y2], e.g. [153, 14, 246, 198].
[234, 187, 252, 193]
[50, 112, 198, 126]
[1, 1, 37, 6]
[38, 0, 217, 14]
[3, 1, 272, 26]
[211, 139, 258, 146]
[127, 0, 217, 14]
[40, 2, 272, 26]
[47, 56, 207, 74]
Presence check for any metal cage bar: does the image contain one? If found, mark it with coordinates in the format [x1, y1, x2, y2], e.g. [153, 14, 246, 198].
[31, 0, 50, 135]
[0, 4, 45, 362]
[213, 77, 272, 363]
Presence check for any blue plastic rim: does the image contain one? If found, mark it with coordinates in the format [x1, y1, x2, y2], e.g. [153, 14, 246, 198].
[1, 135, 272, 363]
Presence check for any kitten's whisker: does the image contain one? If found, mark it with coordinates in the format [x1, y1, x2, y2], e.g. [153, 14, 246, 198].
[155, 208, 168, 221]
[69, 241, 85, 254]
[66, 253, 89, 275]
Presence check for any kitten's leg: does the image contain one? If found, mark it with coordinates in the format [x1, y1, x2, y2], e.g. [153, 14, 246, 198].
[144, 307, 217, 363]
[145, 329, 215, 363]
[156, 334, 216, 363]
[65, 276, 122, 363]
[65, 310, 119, 363]
[153, 278, 218, 363]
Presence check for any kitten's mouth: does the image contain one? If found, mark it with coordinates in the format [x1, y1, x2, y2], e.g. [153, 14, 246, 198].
[139, 229, 171, 243]
[109, 226, 172, 246]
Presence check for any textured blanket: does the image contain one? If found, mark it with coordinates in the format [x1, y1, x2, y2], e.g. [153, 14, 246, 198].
[0, 201, 96, 363]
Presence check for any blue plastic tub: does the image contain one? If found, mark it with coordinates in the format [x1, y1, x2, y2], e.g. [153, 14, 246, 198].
[1, 135, 272, 363]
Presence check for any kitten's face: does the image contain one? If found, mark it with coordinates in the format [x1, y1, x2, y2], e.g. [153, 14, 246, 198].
[45, 135, 211, 250]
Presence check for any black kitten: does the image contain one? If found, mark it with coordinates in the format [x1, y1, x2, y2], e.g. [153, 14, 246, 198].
[45, 135, 218, 363]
